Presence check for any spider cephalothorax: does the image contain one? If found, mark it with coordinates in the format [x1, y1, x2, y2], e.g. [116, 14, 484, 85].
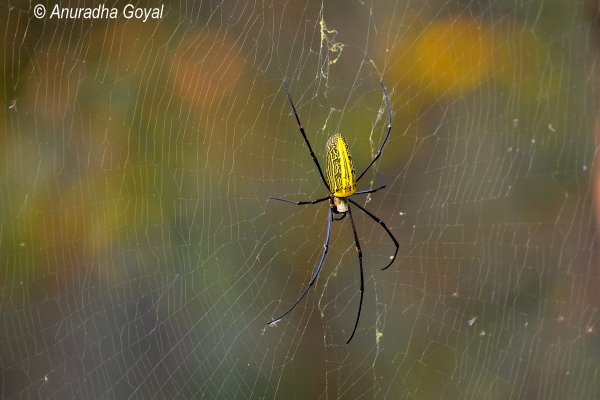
[267, 81, 399, 343]
[331, 196, 349, 214]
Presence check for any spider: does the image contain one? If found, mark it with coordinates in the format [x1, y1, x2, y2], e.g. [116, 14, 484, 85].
[267, 81, 399, 343]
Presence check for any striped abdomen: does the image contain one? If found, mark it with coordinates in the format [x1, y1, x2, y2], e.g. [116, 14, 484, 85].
[326, 133, 356, 197]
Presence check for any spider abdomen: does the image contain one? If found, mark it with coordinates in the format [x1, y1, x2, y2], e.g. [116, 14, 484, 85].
[326, 133, 356, 197]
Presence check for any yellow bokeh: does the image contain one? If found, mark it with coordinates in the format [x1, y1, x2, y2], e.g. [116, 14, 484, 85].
[384, 16, 550, 103]
[413, 18, 491, 96]
[385, 17, 492, 98]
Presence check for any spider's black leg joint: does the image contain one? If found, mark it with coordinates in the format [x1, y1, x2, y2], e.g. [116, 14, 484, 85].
[268, 196, 329, 205]
[349, 199, 399, 271]
[356, 81, 392, 183]
[332, 211, 347, 221]
[346, 205, 364, 344]
[354, 184, 386, 196]
[267, 207, 333, 325]
[282, 82, 330, 192]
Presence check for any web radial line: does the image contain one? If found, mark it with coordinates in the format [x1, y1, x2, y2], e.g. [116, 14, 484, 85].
[346, 205, 364, 344]
[354, 184, 386, 196]
[283, 81, 330, 191]
[356, 81, 392, 182]
[268, 196, 329, 205]
[349, 199, 399, 271]
[267, 207, 333, 325]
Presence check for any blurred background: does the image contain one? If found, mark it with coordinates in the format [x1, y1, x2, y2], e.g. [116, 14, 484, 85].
[1, 0, 599, 398]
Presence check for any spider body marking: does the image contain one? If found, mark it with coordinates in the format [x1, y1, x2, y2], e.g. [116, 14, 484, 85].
[267, 81, 399, 343]
[326, 133, 357, 200]
[327, 133, 356, 214]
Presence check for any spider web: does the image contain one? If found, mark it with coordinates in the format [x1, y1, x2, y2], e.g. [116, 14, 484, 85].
[1, 0, 599, 398]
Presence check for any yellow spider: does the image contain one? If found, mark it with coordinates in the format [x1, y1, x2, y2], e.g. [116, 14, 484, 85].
[268, 82, 398, 343]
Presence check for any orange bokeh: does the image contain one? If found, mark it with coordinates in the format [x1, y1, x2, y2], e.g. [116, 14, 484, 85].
[170, 32, 243, 110]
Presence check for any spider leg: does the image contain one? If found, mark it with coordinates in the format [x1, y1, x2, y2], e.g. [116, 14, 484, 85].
[346, 205, 364, 344]
[283, 82, 330, 191]
[356, 82, 392, 182]
[354, 184, 385, 196]
[349, 199, 399, 270]
[333, 212, 347, 221]
[269, 196, 329, 205]
[267, 207, 333, 326]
